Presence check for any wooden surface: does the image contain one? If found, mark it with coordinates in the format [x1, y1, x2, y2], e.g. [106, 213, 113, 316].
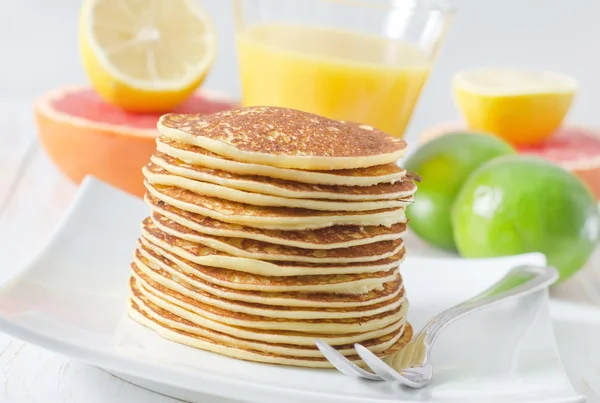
[0, 100, 598, 402]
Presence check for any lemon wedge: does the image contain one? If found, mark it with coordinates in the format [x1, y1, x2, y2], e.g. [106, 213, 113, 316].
[453, 68, 577, 145]
[79, 0, 216, 112]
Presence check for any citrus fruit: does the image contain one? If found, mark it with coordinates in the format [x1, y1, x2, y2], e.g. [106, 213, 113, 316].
[518, 126, 600, 200]
[452, 155, 600, 280]
[35, 86, 237, 197]
[453, 68, 577, 145]
[404, 132, 515, 251]
[79, 0, 216, 112]
[418, 122, 600, 200]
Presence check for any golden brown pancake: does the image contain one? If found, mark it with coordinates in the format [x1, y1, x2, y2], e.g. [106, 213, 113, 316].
[140, 219, 405, 278]
[143, 163, 413, 211]
[156, 136, 406, 186]
[131, 288, 406, 357]
[129, 286, 414, 367]
[151, 151, 416, 201]
[150, 212, 405, 263]
[136, 243, 404, 308]
[137, 239, 400, 295]
[132, 260, 405, 320]
[134, 277, 405, 335]
[146, 192, 407, 249]
[132, 269, 406, 332]
[157, 107, 408, 170]
[145, 182, 407, 230]
[130, 275, 407, 345]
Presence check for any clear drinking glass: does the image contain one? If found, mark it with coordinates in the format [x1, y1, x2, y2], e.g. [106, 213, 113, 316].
[234, 0, 453, 138]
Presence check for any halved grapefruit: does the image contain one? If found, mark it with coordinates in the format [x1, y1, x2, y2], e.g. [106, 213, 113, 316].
[417, 122, 600, 200]
[35, 86, 237, 197]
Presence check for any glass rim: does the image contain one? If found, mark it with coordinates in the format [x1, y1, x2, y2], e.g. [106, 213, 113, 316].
[291, 0, 456, 15]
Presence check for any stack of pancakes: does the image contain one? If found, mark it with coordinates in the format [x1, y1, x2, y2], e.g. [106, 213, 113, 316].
[127, 106, 417, 367]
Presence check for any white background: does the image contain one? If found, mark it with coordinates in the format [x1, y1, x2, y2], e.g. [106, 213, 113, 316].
[2, 0, 600, 141]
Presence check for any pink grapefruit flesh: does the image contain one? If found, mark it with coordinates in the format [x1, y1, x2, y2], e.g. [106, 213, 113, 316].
[35, 86, 238, 197]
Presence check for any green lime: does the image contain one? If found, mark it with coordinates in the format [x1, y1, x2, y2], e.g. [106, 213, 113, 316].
[452, 155, 600, 280]
[405, 132, 515, 251]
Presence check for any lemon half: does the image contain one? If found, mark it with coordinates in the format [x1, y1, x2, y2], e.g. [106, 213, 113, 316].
[79, 0, 216, 112]
[453, 68, 577, 145]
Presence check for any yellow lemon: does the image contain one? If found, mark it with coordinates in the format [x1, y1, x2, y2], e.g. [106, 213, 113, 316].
[79, 0, 216, 112]
[453, 68, 577, 145]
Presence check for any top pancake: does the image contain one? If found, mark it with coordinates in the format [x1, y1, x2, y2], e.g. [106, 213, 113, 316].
[157, 106, 407, 170]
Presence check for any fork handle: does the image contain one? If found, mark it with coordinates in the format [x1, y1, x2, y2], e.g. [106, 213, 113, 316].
[397, 264, 559, 364]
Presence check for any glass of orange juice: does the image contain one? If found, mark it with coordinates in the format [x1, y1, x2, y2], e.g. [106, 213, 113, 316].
[234, 0, 453, 138]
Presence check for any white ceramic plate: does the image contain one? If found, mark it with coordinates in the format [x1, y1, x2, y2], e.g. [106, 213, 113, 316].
[0, 177, 585, 403]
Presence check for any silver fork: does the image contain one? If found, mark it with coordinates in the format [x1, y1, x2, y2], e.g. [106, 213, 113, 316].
[316, 264, 559, 388]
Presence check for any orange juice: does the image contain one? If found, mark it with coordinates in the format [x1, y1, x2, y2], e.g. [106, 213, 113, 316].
[237, 24, 431, 138]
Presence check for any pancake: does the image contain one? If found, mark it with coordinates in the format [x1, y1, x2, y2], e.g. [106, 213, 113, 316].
[151, 212, 405, 263]
[141, 220, 405, 278]
[131, 275, 406, 333]
[137, 239, 399, 294]
[145, 182, 407, 230]
[132, 265, 407, 333]
[130, 276, 406, 346]
[129, 276, 408, 346]
[132, 260, 405, 320]
[136, 243, 404, 308]
[129, 291, 414, 367]
[131, 289, 406, 357]
[144, 163, 413, 211]
[156, 136, 406, 187]
[146, 193, 407, 249]
[157, 107, 407, 170]
[151, 152, 416, 201]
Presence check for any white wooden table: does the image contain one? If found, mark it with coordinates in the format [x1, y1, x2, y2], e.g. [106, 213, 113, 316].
[0, 100, 599, 402]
